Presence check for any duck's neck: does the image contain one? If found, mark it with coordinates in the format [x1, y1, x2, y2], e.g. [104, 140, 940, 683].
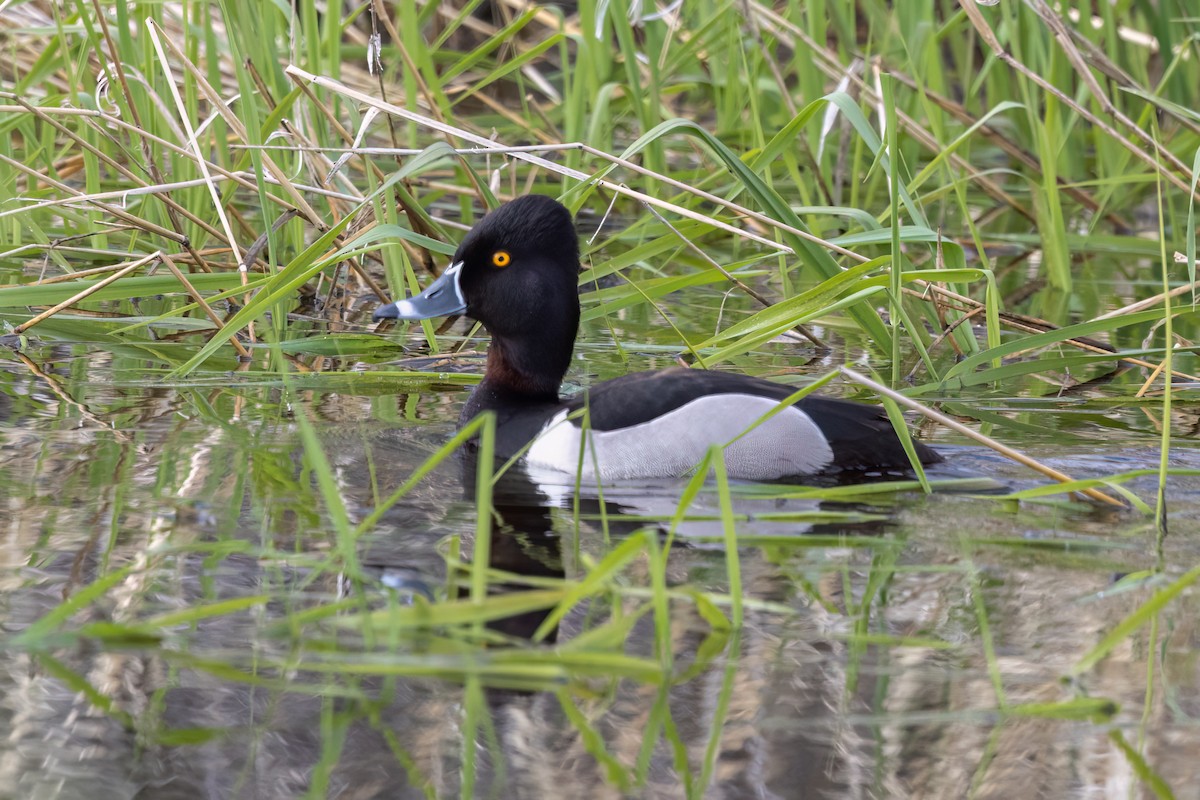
[486, 336, 565, 397]
[462, 333, 572, 420]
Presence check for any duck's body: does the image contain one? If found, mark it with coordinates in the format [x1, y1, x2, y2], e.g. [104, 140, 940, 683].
[375, 195, 940, 481]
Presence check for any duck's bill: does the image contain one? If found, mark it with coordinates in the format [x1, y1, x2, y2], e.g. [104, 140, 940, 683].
[373, 261, 466, 320]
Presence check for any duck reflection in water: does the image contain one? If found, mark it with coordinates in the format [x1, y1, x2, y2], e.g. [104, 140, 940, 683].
[365, 433, 899, 652]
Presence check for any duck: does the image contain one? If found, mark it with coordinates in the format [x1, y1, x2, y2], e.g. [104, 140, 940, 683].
[374, 194, 941, 481]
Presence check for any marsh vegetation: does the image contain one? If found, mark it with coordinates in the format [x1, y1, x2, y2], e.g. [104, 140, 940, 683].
[1, 0, 1199, 797]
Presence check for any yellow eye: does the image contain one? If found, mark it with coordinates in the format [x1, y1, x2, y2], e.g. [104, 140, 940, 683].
[491, 250, 511, 268]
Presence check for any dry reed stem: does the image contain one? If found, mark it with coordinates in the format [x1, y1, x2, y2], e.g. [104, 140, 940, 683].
[1093, 278, 1200, 321]
[883, 70, 1129, 230]
[0, 152, 185, 243]
[905, 283, 1200, 383]
[275, 138, 868, 262]
[840, 367, 1127, 507]
[1028, 0, 1200, 167]
[12, 251, 161, 334]
[11, 97, 230, 256]
[0, 98, 310, 224]
[159, 252, 251, 359]
[85, 0, 217, 276]
[284, 65, 794, 254]
[147, 22, 245, 273]
[0, 174, 350, 225]
[642, 203, 826, 348]
[958, 0, 1200, 204]
[147, 20, 325, 229]
[231, 127, 1192, 388]
[751, 2, 1037, 223]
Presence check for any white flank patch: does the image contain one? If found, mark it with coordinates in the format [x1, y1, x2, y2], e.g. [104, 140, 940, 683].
[524, 394, 834, 481]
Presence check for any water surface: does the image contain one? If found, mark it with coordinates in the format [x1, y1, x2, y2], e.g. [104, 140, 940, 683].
[1, 298, 1198, 799]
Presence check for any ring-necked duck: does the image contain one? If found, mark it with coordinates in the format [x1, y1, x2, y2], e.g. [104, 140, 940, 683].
[374, 195, 941, 481]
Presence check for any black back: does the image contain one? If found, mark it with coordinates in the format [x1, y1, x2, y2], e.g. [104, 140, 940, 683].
[561, 368, 941, 471]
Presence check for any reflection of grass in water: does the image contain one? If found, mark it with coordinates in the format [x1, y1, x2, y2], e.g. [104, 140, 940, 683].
[2, 0, 1198, 794]
[5, 395, 1176, 795]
